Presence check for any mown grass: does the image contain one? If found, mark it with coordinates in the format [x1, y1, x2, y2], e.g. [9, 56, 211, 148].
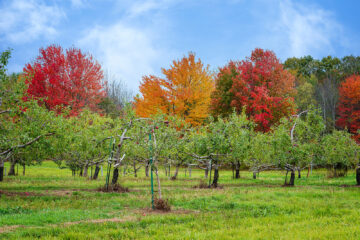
[1, 161, 360, 239]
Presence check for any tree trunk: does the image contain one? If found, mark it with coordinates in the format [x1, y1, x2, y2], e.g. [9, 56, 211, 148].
[172, 164, 180, 180]
[204, 168, 208, 178]
[145, 163, 149, 177]
[356, 166, 360, 186]
[307, 165, 310, 178]
[212, 166, 219, 188]
[92, 165, 100, 180]
[284, 170, 288, 185]
[232, 163, 235, 179]
[83, 165, 88, 177]
[22, 165, 26, 176]
[133, 162, 137, 177]
[79, 168, 83, 176]
[112, 168, 119, 184]
[8, 161, 16, 176]
[253, 172, 257, 179]
[298, 168, 301, 178]
[164, 164, 168, 176]
[235, 161, 240, 179]
[289, 170, 295, 186]
[189, 166, 192, 178]
[0, 160, 4, 182]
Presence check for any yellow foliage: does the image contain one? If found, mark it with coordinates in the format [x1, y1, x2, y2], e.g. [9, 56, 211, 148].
[134, 53, 214, 126]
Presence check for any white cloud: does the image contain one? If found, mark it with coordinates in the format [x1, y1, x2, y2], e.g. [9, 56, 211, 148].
[0, 0, 65, 43]
[77, 0, 177, 92]
[126, 0, 160, 17]
[276, 0, 344, 57]
[70, 0, 85, 8]
[78, 22, 164, 92]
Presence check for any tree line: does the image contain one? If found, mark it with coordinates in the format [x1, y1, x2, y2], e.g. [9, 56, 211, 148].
[1, 45, 360, 201]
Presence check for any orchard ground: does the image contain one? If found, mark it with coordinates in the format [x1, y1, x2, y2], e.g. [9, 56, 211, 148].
[0, 161, 360, 239]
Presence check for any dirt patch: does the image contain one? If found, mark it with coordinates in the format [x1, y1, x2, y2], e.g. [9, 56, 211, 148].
[153, 198, 171, 211]
[193, 182, 224, 189]
[137, 208, 198, 216]
[97, 184, 129, 193]
[49, 190, 73, 196]
[60, 216, 136, 226]
[339, 184, 360, 188]
[0, 190, 43, 197]
[0, 225, 23, 234]
[31, 187, 131, 197]
[0, 216, 137, 234]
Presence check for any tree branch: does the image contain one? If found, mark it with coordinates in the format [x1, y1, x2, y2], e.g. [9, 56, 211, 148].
[0, 132, 55, 156]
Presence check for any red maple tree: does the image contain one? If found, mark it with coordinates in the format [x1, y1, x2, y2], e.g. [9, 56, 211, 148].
[336, 75, 360, 143]
[23, 45, 105, 115]
[211, 48, 296, 132]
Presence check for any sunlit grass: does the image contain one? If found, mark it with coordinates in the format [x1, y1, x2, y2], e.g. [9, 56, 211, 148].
[1, 161, 360, 239]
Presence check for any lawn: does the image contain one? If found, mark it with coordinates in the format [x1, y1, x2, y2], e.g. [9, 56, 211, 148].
[1, 161, 360, 239]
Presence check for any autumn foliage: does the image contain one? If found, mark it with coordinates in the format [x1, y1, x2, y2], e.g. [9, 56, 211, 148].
[23, 45, 105, 115]
[336, 75, 360, 142]
[211, 48, 296, 132]
[134, 53, 214, 126]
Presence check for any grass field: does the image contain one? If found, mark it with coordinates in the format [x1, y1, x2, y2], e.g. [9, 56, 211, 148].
[1, 161, 360, 239]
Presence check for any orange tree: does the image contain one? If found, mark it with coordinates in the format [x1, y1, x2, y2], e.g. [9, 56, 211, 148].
[134, 53, 214, 126]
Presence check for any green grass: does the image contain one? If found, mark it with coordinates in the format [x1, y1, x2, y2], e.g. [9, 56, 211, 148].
[1, 161, 360, 239]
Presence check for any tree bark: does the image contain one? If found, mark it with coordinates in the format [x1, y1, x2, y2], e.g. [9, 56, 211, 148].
[284, 170, 288, 185]
[79, 168, 83, 176]
[0, 161, 4, 182]
[253, 172, 257, 179]
[172, 164, 180, 180]
[83, 165, 88, 177]
[133, 162, 138, 177]
[232, 163, 235, 179]
[212, 166, 219, 188]
[307, 165, 310, 178]
[22, 164, 25, 176]
[204, 168, 208, 178]
[145, 163, 149, 177]
[356, 166, 360, 186]
[164, 164, 168, 176]
[8, 160, 16, 176]
[298, 168, 301, 178]
[289, 170, 295, 186]
[112, 168, 119, 184]
[235, 161, 240, 179]
[92, 165, 100, 180]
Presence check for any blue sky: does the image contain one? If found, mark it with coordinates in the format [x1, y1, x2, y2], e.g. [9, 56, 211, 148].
[1, 0, 360, 92]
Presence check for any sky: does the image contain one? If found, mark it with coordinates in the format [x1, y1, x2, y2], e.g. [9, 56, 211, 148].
[1, 0, 360, 93]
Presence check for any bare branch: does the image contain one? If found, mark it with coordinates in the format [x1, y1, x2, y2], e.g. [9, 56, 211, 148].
[0, 110, 10, 114]
[291, 110, 308, 142]
[0, 132, 55, 156]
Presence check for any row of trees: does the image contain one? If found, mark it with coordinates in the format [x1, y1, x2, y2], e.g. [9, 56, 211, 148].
[1, 46, 360, 206]
[135, 49, 360, 142]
